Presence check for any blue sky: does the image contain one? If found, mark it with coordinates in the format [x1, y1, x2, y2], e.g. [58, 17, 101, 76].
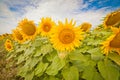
[0, 0, 120, 34]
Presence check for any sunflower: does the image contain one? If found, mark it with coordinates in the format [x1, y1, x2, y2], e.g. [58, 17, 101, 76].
[12, 29, 26, 43]
[38, 17, 55, 37]
[80, 22, 92, 32]
[103, 11, 120, 28]
[0, 35, 4, 40]
[4, 39, 13, 51]
[50, 19, 84, 51]
[17, 18, 37, 40]
[6, 39, 11, 43]
[101, 27, 120, 55]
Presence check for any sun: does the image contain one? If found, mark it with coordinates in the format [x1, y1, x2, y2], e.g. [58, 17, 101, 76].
[38, 17, 55, 37]
[17, 18, 37, 40]
[4, 39, 13, 51]
[103, 10, 120, 28]
[12, 29, 26, 43]
[50, 19, 84, 51]
[80, 22, 92, 32]
[101, 27, 120, 55]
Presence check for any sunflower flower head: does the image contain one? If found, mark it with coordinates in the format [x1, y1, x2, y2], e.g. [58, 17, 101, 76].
[17, 18, 37, 40]
[80, 22, 92, 32]
[103, 10, 120, 29]
[50, 19, 84, 52]
[0, 35, 4, 40]
[101, 27, 120, 55]
[6, 39, 11, 43]
[38, 17, 56, 37]
[4, 39, 13, 51]
[12, 29, 26, 43]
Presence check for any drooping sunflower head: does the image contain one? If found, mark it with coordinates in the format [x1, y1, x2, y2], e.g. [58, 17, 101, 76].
[38, 17, 56, 37]
[50, 19, 84, 51]
[80, 22, 92, 32]
[0, 35, 4, 40]
[12, 29, 26, 43]
[101, 27, 120, 55]
[17, 18, 37, 40]
[4, 39, 13, 51]
[103, 10, 120, 28]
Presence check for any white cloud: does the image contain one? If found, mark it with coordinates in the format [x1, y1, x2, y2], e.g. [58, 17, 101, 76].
[73, 9, 110, 28]
[0, 3, 18, 34]
[0, 0, 112, 34]
[23, 0, 110, 28]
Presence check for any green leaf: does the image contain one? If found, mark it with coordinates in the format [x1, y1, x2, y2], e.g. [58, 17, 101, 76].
[71, 60, 85, 72]
[18, 65, 29, 77]
[69, 50, 87, 62]
[62, 66, 79, 80]
[82, 66, 103, 80]
[24, 47, 35, 57]
[46, 56, 65, 75]
[43, 76, 60, 80]
[35, 61, 49, 77]
[46, 50, 57, 62]
[108, 52, 120, 66]
[98, 60, 119, 80]
[17, 54, 25, 64]
[25, 57, 41, 70]
[34, 44, 53, 57]
[87, 48, 99, 54]
[32, 38, 42, 47]
[25, 71, 34, 80]
[15, 46, 25, 53]
[34, 47, 42, 57]
[41, 44, 53, 55]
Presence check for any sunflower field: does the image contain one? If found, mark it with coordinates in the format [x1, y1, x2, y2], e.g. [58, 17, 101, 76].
[0, 10, 120, 80]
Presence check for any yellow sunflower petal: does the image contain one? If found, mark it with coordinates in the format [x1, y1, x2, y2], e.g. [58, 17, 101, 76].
[101, 28, 120, 55]
[17, 18, 37, 40]
[4, 39, 13, 51]
[50, 19, 84, 52]
[38, 17, 56, 37]
[104, 11, 120, 28]
[80, 22, 92, 32]
[111, 27, 119, 34]
[12, 29, 26, 43]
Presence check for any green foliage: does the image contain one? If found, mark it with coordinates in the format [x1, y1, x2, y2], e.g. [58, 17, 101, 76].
[35, 62, 49, 76]
[46, 56, 66, 75]
[5, 25, 120, 80]
[62, 66, 79, 80]
[98, 60, 120, 80]
[82, 65, 104, 80]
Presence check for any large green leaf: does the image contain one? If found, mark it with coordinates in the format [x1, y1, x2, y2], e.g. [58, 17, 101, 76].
[32, 38, 42, 47]
[34, 44, 53, 57]
[42, 76, 60, 80]
[24, 47, 35, 57]
[82, 65, 103, 80]
[46, 56, 65, 75]
[25, 71, 34, 80]
[35, 61, 49, 77]
[25, 57, 41, 70]
[69, 50, 88, 62]
[62, 66, 79, 80]
[87, 48, 104, 61]
[34, 47, 42, 57]
[46, 50, 57, 62]
[98, 60, 119, 80]
[17, 54, 25, 64]
[18, 65, 29, 77]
